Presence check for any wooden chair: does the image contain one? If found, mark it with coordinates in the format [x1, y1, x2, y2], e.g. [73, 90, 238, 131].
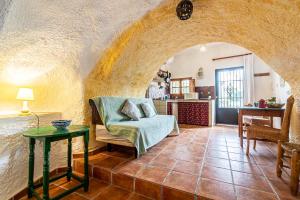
[276, 141, 300, 195]
[246, 96, 294, 155]
[244, 117, 272, 149]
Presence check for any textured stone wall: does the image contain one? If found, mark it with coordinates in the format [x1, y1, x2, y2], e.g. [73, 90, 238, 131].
[0, 113, 65, 199]
[84, 0, 300, 141]
[0, 0, 12, 30]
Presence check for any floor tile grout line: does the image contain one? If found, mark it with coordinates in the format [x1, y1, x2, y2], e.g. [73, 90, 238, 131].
[53, 177, 94, 200]
[89, 147, 153, 195]
[225, 136, 238, 200]
[157, 129, 209, 199]
[127, 192, 135, 200]
[127, 191, 156, 200]
[194, 129, 211, 200]
[135, 133, 176, 199]
[228, 137, 280, 198]
[160, 159, 178, 199]
[254, 161, 281, 200]
[90, 152, 136, 183]
[89, 178, 112, 200]
[158, 132, 183, 198]
[137, 135, 171, 172]
[111, 156, 133, 171]
[247, 145, 281, 200]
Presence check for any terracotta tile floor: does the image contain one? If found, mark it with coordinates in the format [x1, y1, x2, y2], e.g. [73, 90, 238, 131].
[23, 126, 300, 200]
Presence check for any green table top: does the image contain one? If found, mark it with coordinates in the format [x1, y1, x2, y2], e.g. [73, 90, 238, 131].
[23, 125, 89, 139]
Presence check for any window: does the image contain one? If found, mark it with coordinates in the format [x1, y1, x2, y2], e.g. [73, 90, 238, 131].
[170, 81, 180, 94]
[216, 67, 244, 108]
[181, 79, 190, 94]
[170, 78, 195, 98]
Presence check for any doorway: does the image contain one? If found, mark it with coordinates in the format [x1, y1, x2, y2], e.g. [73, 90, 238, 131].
[215, 67, 244, 125]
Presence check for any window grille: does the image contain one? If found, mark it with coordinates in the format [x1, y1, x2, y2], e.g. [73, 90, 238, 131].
[216, 67, 244, 108]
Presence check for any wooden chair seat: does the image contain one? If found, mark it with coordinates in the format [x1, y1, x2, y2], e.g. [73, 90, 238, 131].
[247, 125, 283, 142]
[243, 117, 271, 135]
[277, 140, 300, 196]
[282, 142, 300, 154]
[243, 116, 271, 127]
[251, 118, 271, 127]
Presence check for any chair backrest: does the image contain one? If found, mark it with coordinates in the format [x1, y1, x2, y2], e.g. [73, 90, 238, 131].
[281, 95, 294, 140]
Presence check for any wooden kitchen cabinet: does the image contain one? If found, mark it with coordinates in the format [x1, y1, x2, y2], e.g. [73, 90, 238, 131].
[167, 102, 173, 115]
[178, 102, 209, 126]
[154, 99, 214, 126]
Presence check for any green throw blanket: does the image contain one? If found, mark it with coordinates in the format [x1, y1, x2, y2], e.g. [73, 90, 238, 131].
[91, 96, 179, 155]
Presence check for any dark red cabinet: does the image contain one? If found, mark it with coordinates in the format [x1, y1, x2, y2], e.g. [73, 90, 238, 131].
[167, 102, 173, 115]
[177, 102, 209, 126]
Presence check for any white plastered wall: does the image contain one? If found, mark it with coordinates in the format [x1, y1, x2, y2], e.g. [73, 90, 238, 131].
[164, 42, 280, 102]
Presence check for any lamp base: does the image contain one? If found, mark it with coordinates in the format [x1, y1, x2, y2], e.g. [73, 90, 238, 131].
[19, 112, 31, 116]
[20, 101, 30, 115]
[21, 110, 30, 113]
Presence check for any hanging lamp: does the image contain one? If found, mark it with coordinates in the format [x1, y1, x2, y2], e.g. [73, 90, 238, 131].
[176, 0, 193, 20]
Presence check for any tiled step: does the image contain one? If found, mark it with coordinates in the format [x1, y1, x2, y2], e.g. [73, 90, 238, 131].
[73, 152, 197, 200]
[20, 176, 153, 200]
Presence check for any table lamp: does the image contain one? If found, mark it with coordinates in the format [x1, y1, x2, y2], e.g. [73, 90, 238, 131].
[16, 88, 34, 114]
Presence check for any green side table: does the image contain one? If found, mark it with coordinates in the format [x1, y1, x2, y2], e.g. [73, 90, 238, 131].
[23, 125, 89, 200]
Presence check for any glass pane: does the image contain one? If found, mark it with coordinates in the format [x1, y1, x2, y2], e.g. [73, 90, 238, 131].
[173, 88, 180, 94]
[170, 81, 180, 94]
[171, 81, 180, 87]
[182, 80, 190, 87]
[217, 67, 244, 108]
[182, 87, 189, 94]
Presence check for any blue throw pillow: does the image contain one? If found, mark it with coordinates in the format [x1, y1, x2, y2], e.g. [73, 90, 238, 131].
[121, 100, 141, 121]
[141, 103, 156, 118]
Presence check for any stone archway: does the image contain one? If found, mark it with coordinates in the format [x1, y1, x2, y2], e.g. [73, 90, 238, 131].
[84, 0, 300, 144]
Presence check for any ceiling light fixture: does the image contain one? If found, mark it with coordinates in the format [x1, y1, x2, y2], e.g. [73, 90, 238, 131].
[176, 0, 193, 20]
[200, 45, 207, 52]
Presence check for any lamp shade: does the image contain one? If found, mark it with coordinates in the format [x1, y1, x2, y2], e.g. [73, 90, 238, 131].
[16, 88, 34, 101]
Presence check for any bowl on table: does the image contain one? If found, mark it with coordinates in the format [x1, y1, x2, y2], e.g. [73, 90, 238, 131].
[51, 120, 72, 130]
[267, 103, 285, 109]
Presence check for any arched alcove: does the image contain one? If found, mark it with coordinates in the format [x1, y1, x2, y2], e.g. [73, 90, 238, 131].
[84, 0, 300, 143]
[155, 42, 289, 102]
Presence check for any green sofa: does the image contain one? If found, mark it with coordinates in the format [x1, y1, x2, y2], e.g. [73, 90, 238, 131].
[90, 96, 179, 156]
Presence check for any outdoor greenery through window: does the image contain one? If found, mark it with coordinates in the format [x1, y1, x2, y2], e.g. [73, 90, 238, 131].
[216, 67, 244, 108]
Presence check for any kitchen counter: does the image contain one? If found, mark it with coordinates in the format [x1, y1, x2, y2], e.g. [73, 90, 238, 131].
[154, 99, 215, 126]
[165, 99, 214, 102]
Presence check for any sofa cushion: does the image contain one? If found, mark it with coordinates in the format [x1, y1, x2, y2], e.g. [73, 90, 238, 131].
[92, 96, 157, 125]
[121, 100, 141, 121]
[141, 103, 156, 118]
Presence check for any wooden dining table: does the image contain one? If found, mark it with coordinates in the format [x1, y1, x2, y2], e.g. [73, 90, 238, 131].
[238, 107, 285, 147]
